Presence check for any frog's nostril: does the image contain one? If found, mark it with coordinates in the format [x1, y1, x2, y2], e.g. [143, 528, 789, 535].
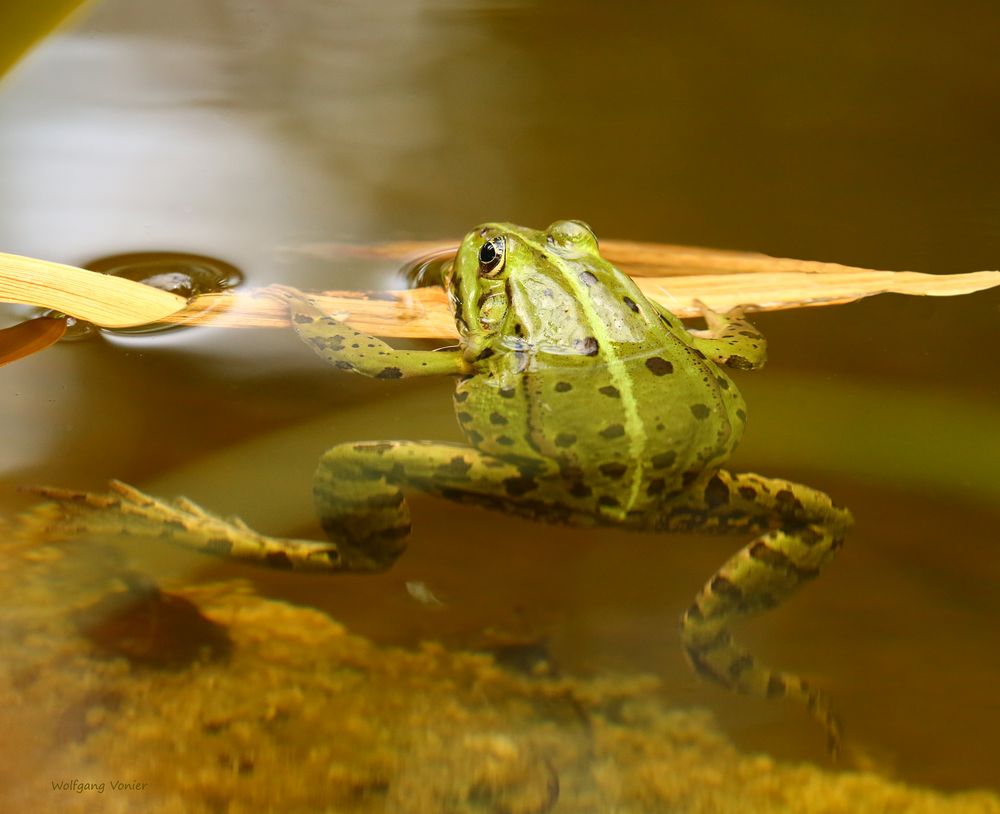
[547, 220, 599, 255]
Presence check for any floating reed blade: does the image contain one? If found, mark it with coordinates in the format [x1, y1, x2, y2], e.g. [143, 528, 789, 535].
[0, 252, 187, 328]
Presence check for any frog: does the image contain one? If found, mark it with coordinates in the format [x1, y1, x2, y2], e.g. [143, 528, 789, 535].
[35, 220, 853, 753]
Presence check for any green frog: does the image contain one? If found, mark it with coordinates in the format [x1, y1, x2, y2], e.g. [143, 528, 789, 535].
[38, 220, 852, 752]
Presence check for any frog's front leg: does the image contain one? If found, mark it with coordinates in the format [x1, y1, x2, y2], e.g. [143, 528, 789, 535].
[684, 300, 767, 371]
[267, 286, 469, 379]
[672, 471, 853, 754]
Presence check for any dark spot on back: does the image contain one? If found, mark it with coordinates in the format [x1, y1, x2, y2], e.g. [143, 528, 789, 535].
[647, 478, 666, 495]
[454, 390, 470, 403]
[554, 381, 573, 393]
[598, 495, 621, 508]
[376, 367, 403, 380]
[599, 462, 628, 479]
[578, 270, 598, 287]
[574, 337, 600, 356]
[598, 385, 620, 398]
[569, 482, 592, 498]
[623, 296, 640, 313]
[499, 386, 516, 399]
[456, 412, 473, 424]
[651, 451, 676, 469]
[599, 423, 625, 439]
[292, 313, 314, 324]
[690, 403, 711, 420]
[489, 412, 508, 425]
[726, 355, 752, 370]
[738, 485, 757, 500]
[555, 432, 577, 448]
[645, 357, 674, 376]
[496, 435, 515, 446]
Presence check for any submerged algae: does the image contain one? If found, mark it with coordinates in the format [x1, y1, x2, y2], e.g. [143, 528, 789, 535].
[0, 533, 997, 814]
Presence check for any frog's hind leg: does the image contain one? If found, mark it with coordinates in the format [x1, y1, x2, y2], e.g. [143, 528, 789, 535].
[313, 440, 562, 572]
[24, 481, 353, 572]
[26, 443, 558, 574]
[674, 471, 853, 754]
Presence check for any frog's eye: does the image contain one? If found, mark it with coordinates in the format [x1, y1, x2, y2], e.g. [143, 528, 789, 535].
[478, 236, 506, 277]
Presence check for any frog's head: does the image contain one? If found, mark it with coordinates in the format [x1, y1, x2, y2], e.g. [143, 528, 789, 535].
[447, 220, 609, 361]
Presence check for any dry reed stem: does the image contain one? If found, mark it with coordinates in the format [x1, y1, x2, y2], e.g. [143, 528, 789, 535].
[2, 243, 998, 338]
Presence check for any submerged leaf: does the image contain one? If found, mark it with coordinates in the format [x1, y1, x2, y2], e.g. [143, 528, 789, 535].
[0, 316, 67, 367]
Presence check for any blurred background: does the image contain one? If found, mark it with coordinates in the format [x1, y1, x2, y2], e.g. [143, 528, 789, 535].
[0, 0, 998, 791]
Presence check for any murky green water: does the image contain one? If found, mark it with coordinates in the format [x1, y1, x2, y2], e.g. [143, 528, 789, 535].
[1, 0, 998, 807]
